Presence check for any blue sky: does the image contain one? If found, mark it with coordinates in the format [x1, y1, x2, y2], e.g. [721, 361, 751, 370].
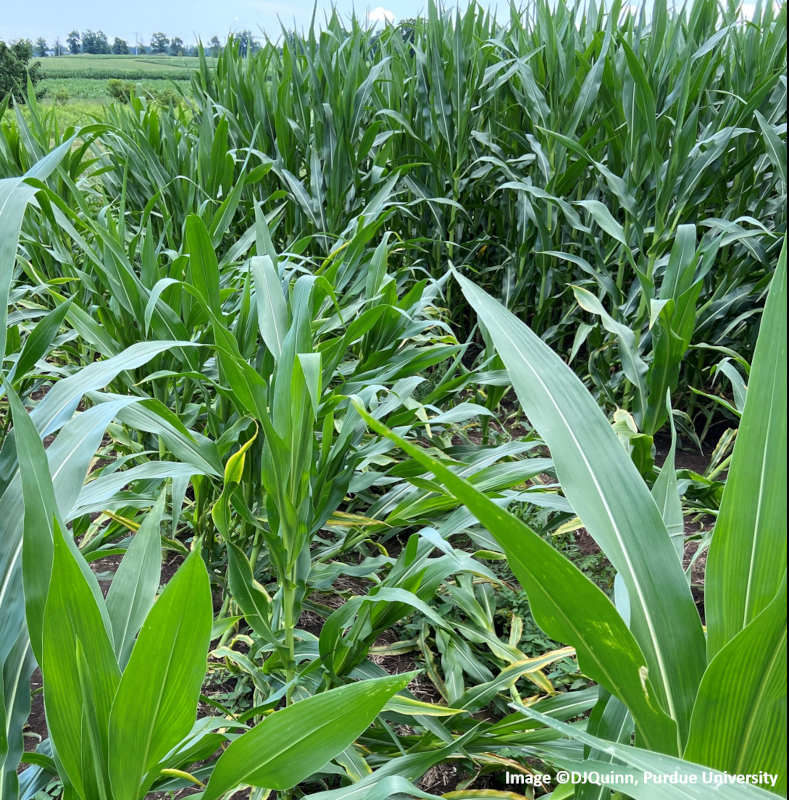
[1, 0, 462, 45]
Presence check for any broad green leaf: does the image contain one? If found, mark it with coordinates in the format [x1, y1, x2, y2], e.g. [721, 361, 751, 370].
[574, 200, 628, 246]
[42, 522, 120, 799]
[452, 269, 705, 751]
[68, 461, 210, 521]
[105, 492, 165, 669]
[577, 691, 633, 800]
[30, 340, 197, 438]
[755, 111, 787, 186]
[706, 239, 787, 657]
[5, 382, 60, 666]
[9, 299, 72, 383]
[109, 552, 212, 800]
[297, 352, 322, 418]
[685, 579, 786, 794]
[185, 214, 222, 316]
[621, 39, 661, 187]
[519, 706, 780, 799]
[254, 201, 279, 267]
[660, 225, 697, 302]
[226, 541, 285, 655]
[642, 302, 687, 436]
[201, 674, 412, 800]
[572, 285, 648, 422]
[0, 138, 74, 365]
[251, 254, 288, 361]
[8, 388, 123, 665]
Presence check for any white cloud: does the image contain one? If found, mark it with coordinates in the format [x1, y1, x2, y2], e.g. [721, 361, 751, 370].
[367, 6, 395, 25]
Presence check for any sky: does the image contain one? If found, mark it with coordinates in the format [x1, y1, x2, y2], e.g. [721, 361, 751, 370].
[0, 0, 444, 45]
[1, 0, 759, 47]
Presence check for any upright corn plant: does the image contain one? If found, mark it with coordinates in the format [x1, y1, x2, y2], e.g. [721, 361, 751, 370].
[0, 150, 225, 799]
[359, 240, 786, 795]
[182, 0, 785, 409]
[2, 215, 413, 800]
[109, 208, 464, 703]
[570, 223, 726, 442]
[11, 389, 409, 800]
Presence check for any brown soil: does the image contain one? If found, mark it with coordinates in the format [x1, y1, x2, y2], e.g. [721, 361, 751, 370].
[574, 529, 603, 558]
[23, 670, 47, 755]
[654, 435, 711, 475]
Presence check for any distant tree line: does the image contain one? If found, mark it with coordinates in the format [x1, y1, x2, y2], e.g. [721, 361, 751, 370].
[28, 30, 263, 58]
[0, 39, 41, 100]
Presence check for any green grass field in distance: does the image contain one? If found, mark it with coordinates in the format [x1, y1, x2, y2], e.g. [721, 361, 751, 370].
[40, 54, 211, 73]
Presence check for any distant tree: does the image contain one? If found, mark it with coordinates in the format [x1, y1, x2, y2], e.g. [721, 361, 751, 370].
[150, 32, 169, 54]
[53, 36, 63, 56]
[187, 44, 199, 57]
[112, 37, 129, 55]
[0, 39, 41, 101]
[208, 35, 221, 57]
[169, 36, 185, 55]
[66, 30, 81, 54]
[34, 37, 48, 57]
[397, 17, 422, 45]
[82, 30, 110, 54]
[237, 30, 260, 57]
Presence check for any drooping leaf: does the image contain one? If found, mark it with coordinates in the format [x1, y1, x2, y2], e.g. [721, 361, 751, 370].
[354, 403, 678, 755]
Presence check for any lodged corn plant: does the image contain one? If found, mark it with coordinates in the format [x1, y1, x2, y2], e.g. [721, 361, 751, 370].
[362, 238, 786, 793]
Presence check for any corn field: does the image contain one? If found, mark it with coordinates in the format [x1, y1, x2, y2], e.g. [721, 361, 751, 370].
[0, 0, 786, 798]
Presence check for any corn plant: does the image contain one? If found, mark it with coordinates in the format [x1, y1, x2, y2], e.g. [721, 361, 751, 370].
[1, 2, 786, 795]
[360, 238, 786, 794]
[3, 0, 786, 436]
[7, 370, 413, 800]
[178, 0, 786, 433]
[0, 149, 228, 798]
